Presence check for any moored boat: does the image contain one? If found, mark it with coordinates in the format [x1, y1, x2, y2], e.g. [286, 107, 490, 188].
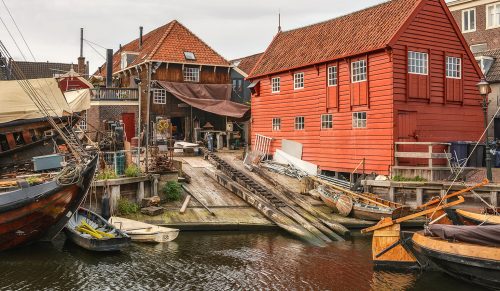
[109, 216, 179, 243]
[455, 209, 500, 226]
[65, 208, 130, 252]
[351, 202, 394, 221]
[316, 185, 353, 216]
[401, 225, 500, 290]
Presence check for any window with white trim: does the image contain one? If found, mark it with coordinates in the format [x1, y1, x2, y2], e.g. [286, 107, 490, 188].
[328, 66, 337, 86]
[294, 72, 304, 89]
[321, 114, 333, 129]
[78, 110, 87, 131]
[351, 60, 367, 83]
[272, 118, 281, 131]
[153, 89, 167, 104]
[487, 3, 500, 29]
[295, 116, 305, 130]
[352, 112, 367, 128]
[462, 8, 476, 33]
[183, 67, 200, 82]
[446, 56, 461, 79]
[272, 77, 280, 93]
[408, 51, 428, 75]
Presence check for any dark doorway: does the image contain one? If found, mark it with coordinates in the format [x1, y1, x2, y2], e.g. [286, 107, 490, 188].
[121, 112, 135, 142]
[171, 117, 184, 140]
[494, 117, 500, 141]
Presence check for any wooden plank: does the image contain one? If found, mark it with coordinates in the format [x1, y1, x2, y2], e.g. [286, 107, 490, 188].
[179, 195, 191, 214]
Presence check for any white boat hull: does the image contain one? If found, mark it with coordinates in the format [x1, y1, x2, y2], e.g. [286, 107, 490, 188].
[108, 216, 179, 243]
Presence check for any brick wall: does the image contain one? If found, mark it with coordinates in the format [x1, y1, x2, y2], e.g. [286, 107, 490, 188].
[87, 104, 138, 141]
[450, 5, 500, 50]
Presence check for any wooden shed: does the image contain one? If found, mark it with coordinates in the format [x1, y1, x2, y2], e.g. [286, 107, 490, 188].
[247, 0, 484, 176]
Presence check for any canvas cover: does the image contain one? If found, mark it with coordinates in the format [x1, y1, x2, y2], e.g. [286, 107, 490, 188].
[426, 224, 500, 247]
[157, 81, 249, 118]
[0, 78, 71, 124]
[64, 88, 91, 112]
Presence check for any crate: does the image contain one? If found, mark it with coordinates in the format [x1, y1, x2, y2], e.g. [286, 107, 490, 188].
[32, 154, 64, 171]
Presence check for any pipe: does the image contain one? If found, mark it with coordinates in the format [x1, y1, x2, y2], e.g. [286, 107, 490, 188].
[106, 49, 113, 88]
[79, 28, 83, 58]
[139, 26, 143, 49]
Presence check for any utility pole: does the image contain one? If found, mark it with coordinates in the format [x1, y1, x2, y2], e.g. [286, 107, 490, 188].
[478, 79, 493, 182]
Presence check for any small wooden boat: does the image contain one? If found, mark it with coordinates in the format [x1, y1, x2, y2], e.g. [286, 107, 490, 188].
[108, 216, 179, 243]
[402, 225, 500, 290]
[65, 208, 130, 252]
[316, 185, 353, 216]
[455, 209, 500, 226]
[351, 202, 394, 221]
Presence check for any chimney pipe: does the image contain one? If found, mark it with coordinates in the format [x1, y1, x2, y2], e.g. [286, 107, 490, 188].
[139, 26, 143, 49]
[80, 28, 84, 57]
[106, 48, 113, 88]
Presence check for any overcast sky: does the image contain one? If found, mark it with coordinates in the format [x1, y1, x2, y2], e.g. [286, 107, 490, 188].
[1, 0, 401, 73]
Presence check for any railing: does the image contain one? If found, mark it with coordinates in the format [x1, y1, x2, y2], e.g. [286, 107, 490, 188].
[394, 142, 451, 168]
[91, 88, 139, 101]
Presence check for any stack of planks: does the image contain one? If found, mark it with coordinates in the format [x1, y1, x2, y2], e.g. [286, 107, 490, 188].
[202, 150, 349, 246]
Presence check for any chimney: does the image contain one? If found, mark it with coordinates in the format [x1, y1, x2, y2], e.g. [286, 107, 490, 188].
[77, 27, 85, 75]
[106, 48, 113, 88]
[139, 26, 143, 49]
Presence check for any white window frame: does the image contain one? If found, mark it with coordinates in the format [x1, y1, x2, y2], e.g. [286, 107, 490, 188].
[294, 72, 304, 90]
[271, 77, 280, 93]
[321, 114, 333, 129]
[408, 51, 428, 75]
[446, 56, 462, 79]
[351, 60, 367, 83]
[153, 89, 167, 104]
[272, 117, 281, 131]
[78, 110, 88, 131]
[462, 8, 476, 33]
[487, 3, 500, 29]
[328, 66, 338, 86]
[295, 116, 305, 130]
[183, 67, 200, 82]
[352, 112, 367, 128]
[120, 53, 128, 70]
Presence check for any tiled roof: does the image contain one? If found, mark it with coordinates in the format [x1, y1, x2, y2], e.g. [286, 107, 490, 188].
[475, 48, 500, 83]
[9, 61, 74, 79]
[97, 20, 229, 76]
[231, 53, 263, 75]
[248, 0, 422, 78]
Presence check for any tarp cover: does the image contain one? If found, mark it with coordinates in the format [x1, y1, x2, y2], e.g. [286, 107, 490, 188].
[157, 81, 249, 118]
[426, 224, 500, 247]
[64, 88, 91, 112]
[0, 78, 71, 124]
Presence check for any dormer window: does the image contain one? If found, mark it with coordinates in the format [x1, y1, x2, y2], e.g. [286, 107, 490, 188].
[120, 52, 138, 70]
[476, 56, 494, 75]
[184, 51, 196, 61]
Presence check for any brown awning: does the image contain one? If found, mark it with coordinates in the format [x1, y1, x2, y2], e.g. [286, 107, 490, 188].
[156, 81, 250, 118]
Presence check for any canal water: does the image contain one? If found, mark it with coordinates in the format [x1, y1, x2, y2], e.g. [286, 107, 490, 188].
[0, 231, 484, 290]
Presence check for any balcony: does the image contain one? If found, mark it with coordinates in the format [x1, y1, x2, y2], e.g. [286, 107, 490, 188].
[91, 88, 139, 101]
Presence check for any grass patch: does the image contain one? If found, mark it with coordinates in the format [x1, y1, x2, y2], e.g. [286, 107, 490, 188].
[392, 175, 427, 182]
[117, 198, 140, 215]
[124, 164, 141, 177]
[96, 168, 117, 180]
[161, 181, 182, 202]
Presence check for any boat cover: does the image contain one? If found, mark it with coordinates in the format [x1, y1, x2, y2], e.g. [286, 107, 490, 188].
[156, 81, 250, 118]
[64, 88, 91, 112]
[0, 78, 71, 124]
[426, 224, 500, 247]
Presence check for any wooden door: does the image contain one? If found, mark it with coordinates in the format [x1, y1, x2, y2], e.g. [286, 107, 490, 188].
[121, 112, 135, 142]
[397, 111, 418, 166]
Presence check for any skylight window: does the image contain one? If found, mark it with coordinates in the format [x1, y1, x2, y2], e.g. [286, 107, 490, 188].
[184, 51, 196, 61]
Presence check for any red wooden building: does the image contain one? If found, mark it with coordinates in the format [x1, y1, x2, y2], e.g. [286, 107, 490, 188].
[247, 0, 484, 176]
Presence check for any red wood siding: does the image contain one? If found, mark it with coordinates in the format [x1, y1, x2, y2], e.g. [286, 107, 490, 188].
[393, 0, 483, 145]
[251, 50, 394, 174]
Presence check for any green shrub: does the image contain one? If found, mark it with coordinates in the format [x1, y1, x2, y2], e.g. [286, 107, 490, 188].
[392, 175, 427, 182]
[96, 168, 117, 180]
[161, 181, 182, 202]
[25, 176, 43, 185]
[125, 164, 141, 177]
[117, 198, 140, 215]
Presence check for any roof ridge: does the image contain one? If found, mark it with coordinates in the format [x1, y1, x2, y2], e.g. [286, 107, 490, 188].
[148, 20, 177, 60]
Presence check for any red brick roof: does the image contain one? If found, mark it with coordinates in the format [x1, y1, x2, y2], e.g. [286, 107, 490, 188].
[248, 0, 422, 78]
[97, 20, 229, 76]
[232, 53, 263, 75]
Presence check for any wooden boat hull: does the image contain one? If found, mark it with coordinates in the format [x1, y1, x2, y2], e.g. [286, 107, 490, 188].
[352, 203, 393, 221]
[455, 209, 500, 226]
[317, 186, 353, 217]
[0, 155, 98, 251]
[109, 216, 179, 243]
[64, 208, 130, 252]
[407, 232, 500, 290]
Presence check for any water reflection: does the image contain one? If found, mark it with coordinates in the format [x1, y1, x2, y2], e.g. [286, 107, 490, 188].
[0, 231, 486, 290]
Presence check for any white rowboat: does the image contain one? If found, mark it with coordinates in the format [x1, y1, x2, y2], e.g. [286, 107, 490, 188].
[108, 216, 179, 243]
